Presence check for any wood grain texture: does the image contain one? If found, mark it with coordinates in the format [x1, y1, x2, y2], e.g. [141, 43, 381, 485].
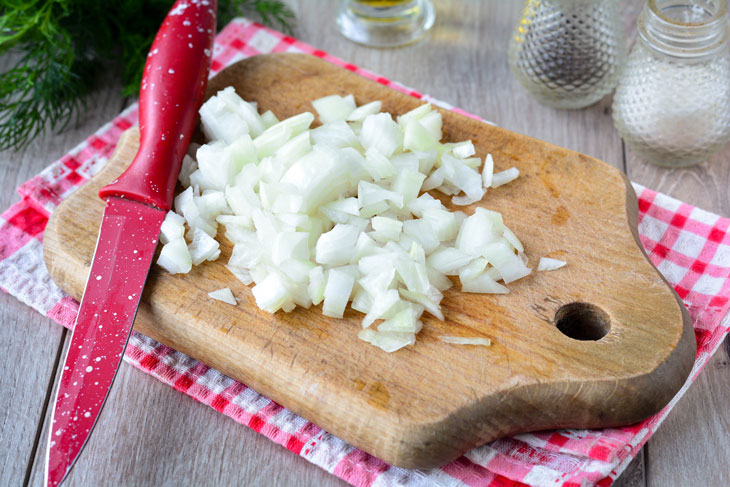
[27, 332, 347, 487]
[0, 52, 128, 487]
[619, 1, 730, 484]
[627, 125, 730, 487]
[0, 295, 65, 487]
[43, 53, 695, 469]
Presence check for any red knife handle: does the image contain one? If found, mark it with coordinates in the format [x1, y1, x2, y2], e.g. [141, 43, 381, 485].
[99, 0, 217, 210]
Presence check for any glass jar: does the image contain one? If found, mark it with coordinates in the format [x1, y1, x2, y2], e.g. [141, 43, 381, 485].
[612, 0, 730, 167]
[508, 0, 627, 109]
[336, 0, 435, 48]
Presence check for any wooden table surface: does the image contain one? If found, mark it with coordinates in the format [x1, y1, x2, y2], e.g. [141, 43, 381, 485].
[1, 1, 728, 486]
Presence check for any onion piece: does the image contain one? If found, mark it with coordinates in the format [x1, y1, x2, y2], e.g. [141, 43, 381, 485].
[347, 100, 382, 122]
[157, 238, 192, 274]
[452, 141, 476, 159]
[360, 113, 402, 157]
[208, 288, 237, 305]
[407, 193, 442, 217]
[322, 268, 355, 318]
[254, 124, 292, 159]
[179, 154, 198, 187]
[392, 168, 426, 204]
[362, 289, 400, 328]
[456, 208, 504, 257]
[188, 227, 221, 265]
[358, 181, 404, 209]
[371, 216, 403, 243]
[377, 303, 424, 333]
[263, 112, 314, 138]
[312, 94, 356, 123]
[358, 328, 415, 353]
[403, 119, 439, 152]
[480, 242, 531, 284]
[491, 167, 520, 188]
[438, 336, 491, 346]
[261, 110, 279, 128]
[226, 265, 253, 285]
[397, 103, 432, 127]
[422, 209, 458, 242]
[460, 271, 509, 294]
[308, 266, 326, 306]
[427, 246, 473, 275]
[538, 257, 567, 271]
[358, 267, 395, 297]
[199, 89, 250, 143]
[502, 226, 525, 253]
[159, 212, 185, 245]
[399, 287, 444, 320]
[419, 110, 443, 141]
[252, 272, 292, 313]
[315, 224, 360, 266]
[363, 148, 396, 181]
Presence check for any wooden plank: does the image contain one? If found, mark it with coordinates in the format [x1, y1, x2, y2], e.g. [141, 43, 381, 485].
[645, 350, 730, 487]
[626, 133, 730, 487]
[27, 338, 348, 487]
[0, 51, 128, 486]
[0, 296, 65, 487]
[621, 1, 730, 483]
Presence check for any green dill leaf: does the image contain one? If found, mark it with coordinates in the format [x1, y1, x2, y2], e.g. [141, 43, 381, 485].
[0, 0, 296, 150]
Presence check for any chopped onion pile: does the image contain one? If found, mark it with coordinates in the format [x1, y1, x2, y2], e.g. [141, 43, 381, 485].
[157, 87, 530, 352]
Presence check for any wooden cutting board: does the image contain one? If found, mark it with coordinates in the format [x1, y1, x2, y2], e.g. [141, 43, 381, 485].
[43, 53, 696, 469]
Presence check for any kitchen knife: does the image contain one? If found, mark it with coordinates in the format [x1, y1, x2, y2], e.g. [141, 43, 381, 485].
[45, 1, 217, 485]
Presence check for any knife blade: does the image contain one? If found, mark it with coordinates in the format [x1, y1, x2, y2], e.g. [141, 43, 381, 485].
[45, 1, 217, 486]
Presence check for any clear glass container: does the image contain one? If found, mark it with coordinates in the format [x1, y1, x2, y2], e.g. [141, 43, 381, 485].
[612, 0, 730, 167]
[336, 0, 435, 48]
[508, 0, 627, 109]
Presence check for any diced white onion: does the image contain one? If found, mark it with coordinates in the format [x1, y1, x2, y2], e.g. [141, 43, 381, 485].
[538, 257, 567, 271]
[360, 113, 402, 157]
[481, 153, 494, 189]
[438, 336, 491, 346]
[312, 94, 356, 123]
[322, 268, 355, 318]
[160, 92, 529, 353]
[491, 167, 520, 188]
[347, 100, 382, 122]
[208, 287, 237, 305]
[157, 238, 192, 274]
[159, 212, 185, 245]
[252, 272, 291, 313]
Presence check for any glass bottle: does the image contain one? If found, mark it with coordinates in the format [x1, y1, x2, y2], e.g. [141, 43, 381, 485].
[508, 0, 627, 109]
[612, 0, 730, 167]
[336, 0, 436, 48]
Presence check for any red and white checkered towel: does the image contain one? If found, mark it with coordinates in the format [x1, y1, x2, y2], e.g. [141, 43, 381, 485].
[2, 19, 729, 487]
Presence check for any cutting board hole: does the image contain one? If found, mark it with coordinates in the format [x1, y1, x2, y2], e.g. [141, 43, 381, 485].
[554, 303, 610, 341]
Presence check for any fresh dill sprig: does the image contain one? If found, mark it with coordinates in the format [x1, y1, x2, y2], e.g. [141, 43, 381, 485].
[0, 0, 295, 151]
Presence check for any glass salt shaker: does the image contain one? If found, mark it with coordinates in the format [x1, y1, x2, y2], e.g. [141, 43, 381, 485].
[508, 0, 627, 109]
[612, 0, 730, 167]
